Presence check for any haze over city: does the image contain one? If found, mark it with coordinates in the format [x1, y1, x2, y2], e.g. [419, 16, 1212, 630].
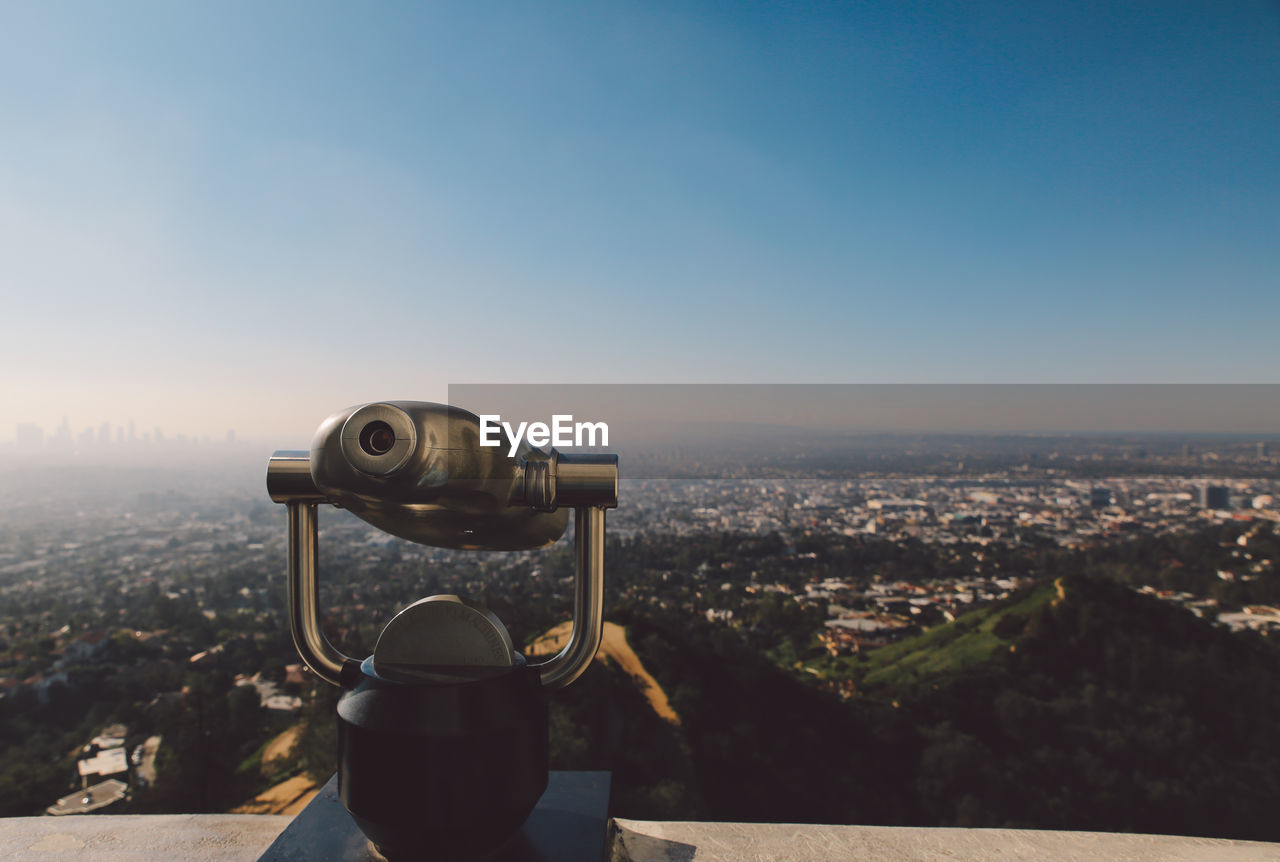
[2, 2, 1278, 443]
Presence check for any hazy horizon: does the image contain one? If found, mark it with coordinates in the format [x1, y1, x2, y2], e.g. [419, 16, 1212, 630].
[7, 383, 1280, 451]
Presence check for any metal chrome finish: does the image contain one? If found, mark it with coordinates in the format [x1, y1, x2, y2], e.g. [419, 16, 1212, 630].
[516, 451, 619, 512]
[555, 454, 620, 508]
[373, 595, 515, 684]
[267, 450, 326, 503]
[268, 402, 619, 692]
[286, 502, 351, 686]
[533, 507, 607, 691]
[269, 402, 617, 862]
[310, 402, 568, 551]
[339, 402, 418, 477]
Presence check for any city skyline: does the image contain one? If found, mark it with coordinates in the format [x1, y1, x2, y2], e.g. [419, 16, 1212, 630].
[7, 383, 1280, 449]
[10, 417, 240, 449]
[1, 3, 1277, 440]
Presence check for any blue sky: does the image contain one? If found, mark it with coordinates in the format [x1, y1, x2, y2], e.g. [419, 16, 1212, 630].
[1, 2, 1277, 440]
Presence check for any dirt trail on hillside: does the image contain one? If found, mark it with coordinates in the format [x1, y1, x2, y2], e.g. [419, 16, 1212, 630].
[230, 724, 315, 815]
[231, 773, 317, 815]
[261, 724, 300, 771]
[526, 621, 680, 725]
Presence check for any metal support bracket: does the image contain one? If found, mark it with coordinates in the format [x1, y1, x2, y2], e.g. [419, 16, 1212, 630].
[268, 451, 612, 690]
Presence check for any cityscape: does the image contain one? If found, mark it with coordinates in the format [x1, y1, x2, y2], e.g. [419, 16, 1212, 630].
[8, 419, 242, 453]
[2, 430, 1278, 828]
[2, 1, 1277, 854]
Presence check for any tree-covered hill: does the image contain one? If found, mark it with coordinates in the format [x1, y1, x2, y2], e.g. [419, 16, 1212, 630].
[896, 575, 1280, 839]
[604, 576, 1280, 840]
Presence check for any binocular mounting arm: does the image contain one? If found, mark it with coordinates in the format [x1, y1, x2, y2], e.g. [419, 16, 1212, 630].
[267, 450, 611, 690]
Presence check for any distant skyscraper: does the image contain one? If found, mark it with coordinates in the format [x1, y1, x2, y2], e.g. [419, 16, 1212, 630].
[1089, 487, 1112, 509]
[1200, 485, 1230, 510]
[1181, 443, 1194, 459]
[51, 417, 72, 448]
[1260, 442, 1271, 460]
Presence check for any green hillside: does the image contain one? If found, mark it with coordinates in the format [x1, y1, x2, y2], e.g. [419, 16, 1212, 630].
[858, 581, 1060, 688]
[800, 580, 1060, 691]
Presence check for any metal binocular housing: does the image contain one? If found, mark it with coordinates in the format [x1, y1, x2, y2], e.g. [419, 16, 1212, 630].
[265, 401, 618, 859]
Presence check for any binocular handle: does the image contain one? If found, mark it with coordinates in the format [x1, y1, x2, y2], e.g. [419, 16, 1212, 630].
[267, 451, 610, 690]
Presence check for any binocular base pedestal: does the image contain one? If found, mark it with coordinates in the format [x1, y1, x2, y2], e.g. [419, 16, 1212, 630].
[257, 771, 611, 862]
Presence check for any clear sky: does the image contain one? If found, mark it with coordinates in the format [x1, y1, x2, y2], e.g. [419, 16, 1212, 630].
[1, 1, 1277, 441]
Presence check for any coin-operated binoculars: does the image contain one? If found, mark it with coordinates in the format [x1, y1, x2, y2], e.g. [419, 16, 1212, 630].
[265, 402, 617, 860]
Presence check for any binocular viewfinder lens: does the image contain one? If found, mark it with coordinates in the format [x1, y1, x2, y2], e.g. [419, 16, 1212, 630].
[359, 421, 397, 456]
